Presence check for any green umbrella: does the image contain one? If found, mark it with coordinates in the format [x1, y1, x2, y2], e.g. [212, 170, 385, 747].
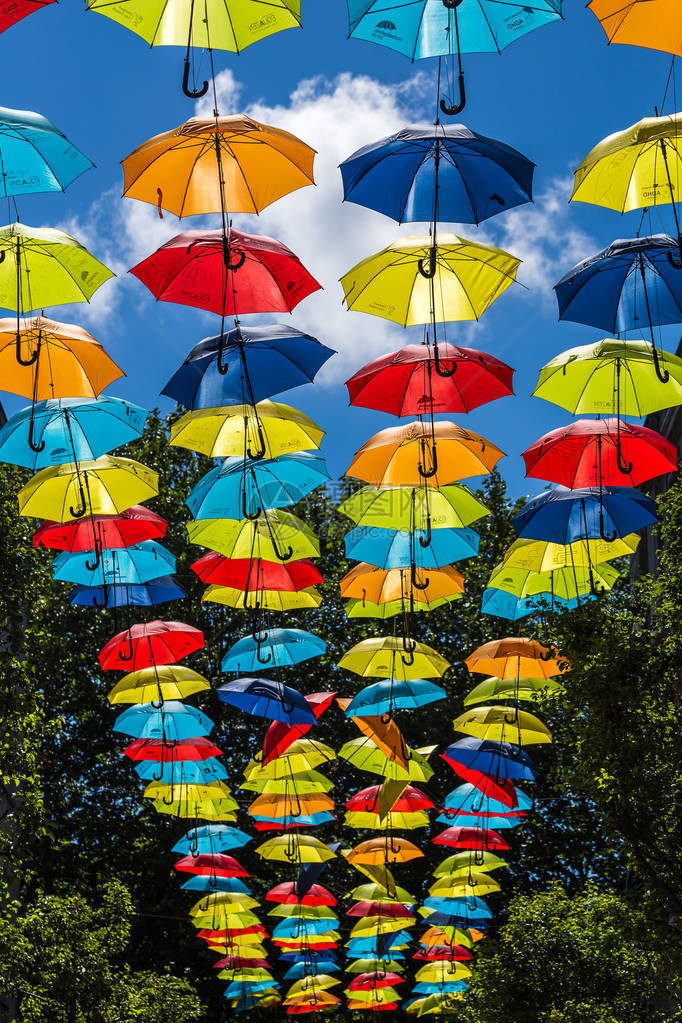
[339, 484, 489, 531]
[533, 338, 682, 417]
[487, 560, 620, 602]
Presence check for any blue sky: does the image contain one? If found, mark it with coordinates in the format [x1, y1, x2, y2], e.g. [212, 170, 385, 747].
[3, 1, 677, 495]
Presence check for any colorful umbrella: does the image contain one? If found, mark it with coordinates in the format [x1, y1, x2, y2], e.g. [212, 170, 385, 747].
[124, 736, 222, 761]
[122, 114, 314, 217]
[464, 676, 565, 706]
[69, 576, 185, 609]
[193, 555, 323, 591]
[173, 825, 251, 855]
[187, 512, 319, 563]
[465, 637, 567, 679]
[18, 456, 159, 521]
[588, 0, 681, 57]
[339, 637, 450, 680]
[256, 835, 336, 864]
[98, 620, 204, 670]
[218, 678, 317, 725]
[0, 0, 55, 33]
[340, 563, 465, 605]
[203, 584, 321, 611]
[130, 228, 320, 317]
[112, 701, 213, 740]
[345, 525, 480, 569]
[344, 680, 446, 716]
[34, 505, 167, 552]
[339, 483, 489, 530]
[452, 707, 552, 745]
[170, 402, 324, 459]
[345, 837, 424, 866]
[52, 540, 175, 585]
[512, 485, 657, 544]
[108, 665, 210, 705]
[485, 560, 619, 606]
[221, 628, 326, 672]
[262, 692, 336, 763]
[441, 738, 536, 780]
[186, 453, 329, 519]
[501, 534, 639, 572]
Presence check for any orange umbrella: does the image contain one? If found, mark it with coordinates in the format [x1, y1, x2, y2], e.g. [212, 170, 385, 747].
[337, 697, 409, 770]
[345, 837, 424, 866]
[122, 115, 315, 217]
[464, 637, 569, 679]
[340, 564, 465, 606]
[346, 421, 504, 487]
[247, 792, 334, 818]
[588, 0, 682, 57]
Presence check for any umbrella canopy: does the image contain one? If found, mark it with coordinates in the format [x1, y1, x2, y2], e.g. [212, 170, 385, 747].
[432, 851, 508, 878]
[345, 837, 423, 866]
[340, 564, 465, 604]
[346, 423, 504, 487]
[464, 675, 565, 706]
[262, 692, 336, 764]
[0, 0, 55, 33]
[202, 584, 321, 612]
[512, 485, 657, 544]
[453, 706, 552, 745]
[0, 222, 113, 310]
[480, 586, 580, 622]
[522, 418, 677, 488]
[465, 637, 567, 679]
[162, 324, 334, 408]
[339, 483, 489, 531]
[130, 228, 320, 317]
[112, 701, 213, 740]
[266, 882, 336, 907]
[347, 784, 434, 814]
[502, 534, 639, 572]
[0, 396, 147, 470]
[173, 825, 251, 855]
[340, 124, 533, 225]
[533, 339, 682, 417]
[187, 512, 319, 562]
[87, 0, 301, 52]
[218, 678, 316, 725]
[256, 835, 336, 864]
[345, 343, 514, 415]
[486, 561, 619, 605]
[193, 554, 323, 592]
[124, 735, 222, 761]
[588, 0, 681, 57]
[432, 826, 508, 851]
[108, 665, 210, 705]
[0, 314, 123, 401]
[186, 452, 330, 519]
[136, 758, 227, 784]
[69, 576, 185, 609]
[441, 738, 537, 780]
[53, 541, 175, 586]
[18, 456, 158, 522]
[222, 628, 325, 673]
[339, 738, 434, 782]
[98, 620, 205, 670]
[339, 636, 450, 680]
[340, 235, 520, 325]
[244, 740, 336, 779]
[170, 401, 324, 459]
[344, 679, 446, 716]
[345, 525, 480, 569]
[0, 105, 91, 196]
[122, 114, 314, 217]
[34, 505, 167, 552]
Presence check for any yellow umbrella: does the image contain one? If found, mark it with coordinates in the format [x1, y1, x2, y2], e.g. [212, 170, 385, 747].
[244, 741, 336, 779]
[464, 676, 566, 706]
[240, 771, 334, 795]
[0, 314, 123, 400]
[203, 583, 321, 611]
[339, 483, 489, 530]
[345, 421, 505, 488]
[345, 959, 405, 975]
[267, 905, 337, 920]
[429, 875, 501, 898]
[170, 401, 324, 458]
[345, 810, 430, 830]
[192, 910, 260, 929]
[340, 235, 521, 326]
[346, 594, 456, 619]
[452, 706, 551, 745]
[151, 797, 236, 821]
[256, 834, 336, 864]
[286, 977, 340, 998]
[190, 893, 260, 916]
[187, 512, 319, 562]
[18, 456, 158, 522]
[122, 114, 315, 217]
[502, 534, 640, 572]
[107, 665, 209, 705]
[144, 781, 237, 807]
[339, 636, 450, 680]
[340, 564, 465, 604]
[350, 916, 415, 937]
[433, 852, 508, 877]
[338, 737, 435, 783]
[346, 988, 401, 1007]
[348, 883, 415, 905]
[415, 962, 471, 982]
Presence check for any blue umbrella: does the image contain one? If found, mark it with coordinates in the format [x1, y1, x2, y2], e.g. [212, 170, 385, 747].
[424, 896, 491, 917]
[283, 960, 340, 979]
[443, 738, 537, 781]
[221, 628, 326, 673]
[347, 935, 410, 956]
[172, 825, 252, 856]
[0, 396, 148, 467]
[187, 452, 330, 520]
[555, 234, 682, 384]
[53, 541, 175, 586]
[181, 876, 252, 893]
[112, 701, 213, 740]
[340, 125, 534, 225]
[296, 841, 341, 899]
[344, 679, 446, 716]
[224, 981, 278, 999]
[217, 677, 317, 725]
[161, 323, 335, 410]
[0, 105, 93, 197]
[423, 911, 490, 930]
[251, 812, 336, 827]
[134, 758, 228, 783]
[271, 918, 339, 938]
[481, 586, 585, 622]
[68, 575, 186, 608]
[345, 524, 479, 568]
[435, 812, 525, 830]
[413, 982, 468, 995]
[442, 783, 532, 816]
[278, 950, 340, 963]
[512, 485, 657, 544]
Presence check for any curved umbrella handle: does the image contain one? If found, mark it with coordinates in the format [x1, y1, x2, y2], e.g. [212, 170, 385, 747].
[84, 542, 102, 573]
[652, 343, 670, 384]
[162, 785, 176, 806]
[246, 421, 267, 461]
[504, 704, 520, 726]
[418, 513, 432, 549]
[221, 235, 246, 272]
[16, 327, 38, 367]
[418, 438, 438, 480]
[417, 244, 437, 279]
[599, 505, 617, 544]
[401, 635, 417, 667]
[27, 409, 46, 453]
[440, 72, 466, 117]
[410, 560, 430, 592]
[117, 631, 135, 663]
[615, 433, 633, 477]
[189, 827, 200, 857]
[473, 846, 485, 868]
[182, 56, 208, 98]
[668, 235, 682, 270]
[217, 334, 230, 376]
[433, 343, 456, 379]
[69, 481, 88, 520]
[241, 489, 262, 521]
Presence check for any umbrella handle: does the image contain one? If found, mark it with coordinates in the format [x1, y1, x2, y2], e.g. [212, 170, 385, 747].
[418, 516, 432, 548]
[401, 635, 416, 667]
[84, 541, 102, 573]
[599, 506, 617, 544]
[189, 827, 199, 857]
[17, 326, 39, 367]
[417, 245, 437, 279]
[69, 482, 88, 520]
[182, 56, 208, 98]
[652, 343, 670, 384]
[27, 410, 46, 453]
[246, 421, 267, 460]
[433, 339, 457, 378]
[418, 438, 438, 480]
[473, 846, 485, 867]
[667, 236, 682, 271]
[162, 785, 175, 806]
[92, 584, 109, 610]
[410, 561, 430, 592]
[440, 71, 466, 118]
[615, 434, 633, 476]
[221, 234, 246, 272]
[117, 632, 135, 662]
[242, 489, 261, 521]
[270, 531, 293, 563]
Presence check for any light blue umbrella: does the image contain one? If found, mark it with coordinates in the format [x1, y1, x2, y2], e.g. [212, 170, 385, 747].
[442, 783, 532, 816]
[172, 825, 252, 856]
[413, 982, 468, 995]
[271, 918, 339, 939]
[187, 452, 329, 520]
[224, 980, 279, 1000]
[481, 586, 586, 621]
[283, 960, 340, 979]
[134, 758, 228, 784]
[181, 875, 252, 893]
[435, 812, 525, 830]
[221, 628, 326, 673]
[112, 701, 213, 740]
[250, 812, 336, 828]
[0, 105, 93, 197]
[345, 525, 479, 568]
[68, 576, 186, 608]
[0, 396, 148, 468]
[344, 679, 446, 716]
[52, 541, 175, 586]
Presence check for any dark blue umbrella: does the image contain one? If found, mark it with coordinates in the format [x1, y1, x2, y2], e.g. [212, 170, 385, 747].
[296, 841, 341, 900]
[513, 485, 657, 544]
[555, 234, 682, 383]
[442, 738, 537, 781]
[217, 677, 317, 725]
[345, 524, 479, 568]
[161, 323, 335, 410]
[340, 125, 534, 225]
[68, 575, 186, 608]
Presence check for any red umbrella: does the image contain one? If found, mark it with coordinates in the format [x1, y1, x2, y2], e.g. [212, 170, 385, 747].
[98, 620, 204, 670]
[442, 761, 518, 810]
[129, 228, 321, 317]
[287, 1000, 341, 1014]
[213, 956, 271, 970]
[262, 691, 336, 764]
[346, 784, 434, 814]
[522, 418, 677, 488]
[198, 926, 267, 941]
[432, 826, 509, 851]
[346, 1001, 398, 1012]
[0, 0, 55, 32]
[123, 736, 222, 762]
[346, 343, 514, 415]
[347, 973, 404, 991]
[174, 854, 249, 878]
[265, 882, 336, 907]
[33, 505, 167, 551]
[346, 902, 414, 919]
[274, 939, 338, 950]
[192, 553, 324, 591]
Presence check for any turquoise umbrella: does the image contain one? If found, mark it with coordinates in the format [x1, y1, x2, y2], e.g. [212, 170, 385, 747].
[134, 759, 228, 784]
[0, 105, 93, 197]
[344, 679, 446, 716]
[172, 825, 252, 855]
[52, 541, 175, 586]
[112, 702, 213, 740]
[221, 628, 326, 673]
